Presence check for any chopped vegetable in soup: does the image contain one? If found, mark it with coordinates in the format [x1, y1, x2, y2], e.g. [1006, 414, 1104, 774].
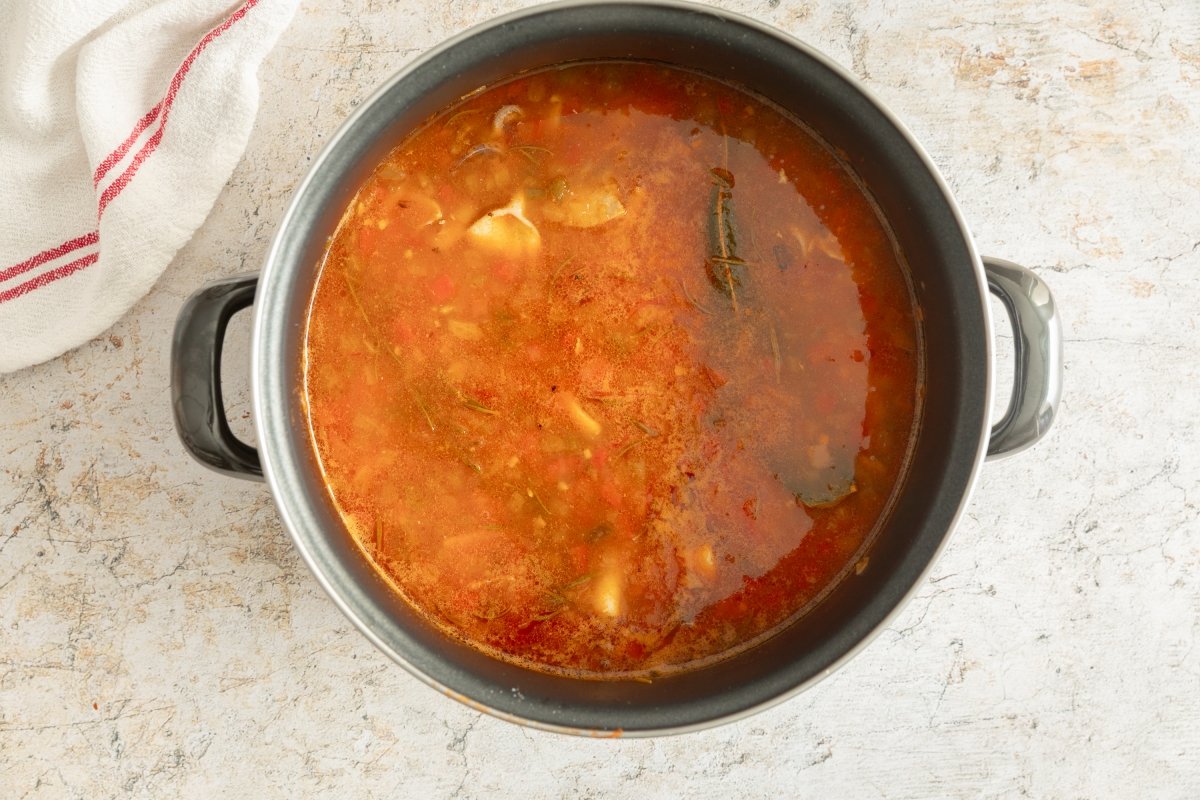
[303, 62, 921, 677]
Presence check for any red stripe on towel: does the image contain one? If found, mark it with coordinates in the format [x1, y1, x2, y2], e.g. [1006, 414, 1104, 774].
[93, 103, 163, 187]
[0, 0, 261, 302]
[0, 252, 100, 305]
[98, 0, 261, 215]
[0, 231, 99, 284]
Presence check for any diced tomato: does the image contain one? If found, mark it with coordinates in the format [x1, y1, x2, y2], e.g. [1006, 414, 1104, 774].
[429, 272, 456, 302]
[492, 259, 518, 282]
[599, 479, 624, 508]
[590, 444, 609, 472]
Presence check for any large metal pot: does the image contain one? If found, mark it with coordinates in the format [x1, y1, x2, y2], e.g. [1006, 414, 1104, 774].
[170, 0, 1061, 735]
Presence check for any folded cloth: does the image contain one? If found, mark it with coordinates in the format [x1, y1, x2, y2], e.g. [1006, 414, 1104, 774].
[0, 0, 298, 373]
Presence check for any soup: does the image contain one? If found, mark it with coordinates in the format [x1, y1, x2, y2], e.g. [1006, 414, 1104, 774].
[303, 62, 921, 678]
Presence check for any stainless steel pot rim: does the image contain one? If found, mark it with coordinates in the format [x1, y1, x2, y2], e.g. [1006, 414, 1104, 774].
[249, 0, 994, 737]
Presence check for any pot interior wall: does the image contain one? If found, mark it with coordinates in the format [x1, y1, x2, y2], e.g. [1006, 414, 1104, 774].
[260, 1, 989, 733]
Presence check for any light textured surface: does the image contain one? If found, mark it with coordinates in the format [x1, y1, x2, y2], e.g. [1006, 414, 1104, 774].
[2, 0, 1198, 796]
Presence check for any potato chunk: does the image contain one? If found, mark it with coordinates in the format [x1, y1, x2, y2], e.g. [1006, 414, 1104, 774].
[593, 568, 623, 617]
[561, 393, 602, 439]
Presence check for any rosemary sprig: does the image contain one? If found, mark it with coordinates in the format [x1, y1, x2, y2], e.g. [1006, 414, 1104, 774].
[510, 144, 552, 162]
[458, 391, 498, 416]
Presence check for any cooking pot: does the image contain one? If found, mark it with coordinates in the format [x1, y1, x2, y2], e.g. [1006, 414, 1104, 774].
[170, 0, 1062, 735]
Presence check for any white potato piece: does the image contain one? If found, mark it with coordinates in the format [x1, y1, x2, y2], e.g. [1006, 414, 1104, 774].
[542, 182, 626, 228]
[681, 543, 718, 589]
[561, 393, 602, 439]
[593, 568, 624, 617]
[693, 544, 717, 579]
[467, 193, 540, 254]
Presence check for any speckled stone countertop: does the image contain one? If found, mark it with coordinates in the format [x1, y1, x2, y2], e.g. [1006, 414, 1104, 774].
[3, 1, 1198, 796]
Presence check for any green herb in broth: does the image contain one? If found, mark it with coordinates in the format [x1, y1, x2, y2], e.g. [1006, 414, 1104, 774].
[706, 165, 746, 308]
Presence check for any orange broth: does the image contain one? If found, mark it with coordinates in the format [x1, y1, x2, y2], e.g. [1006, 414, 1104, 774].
[303, 62, 921, 677]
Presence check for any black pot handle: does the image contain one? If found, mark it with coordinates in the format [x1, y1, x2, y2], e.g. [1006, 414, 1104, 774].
[171, 274, 264, 480]
[983, 257, 1063, 460]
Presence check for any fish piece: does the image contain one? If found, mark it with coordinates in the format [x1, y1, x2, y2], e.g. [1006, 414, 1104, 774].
[493, 104, 523, 133]
[467, 193, 541, 254]
[542, 181, 626, 228]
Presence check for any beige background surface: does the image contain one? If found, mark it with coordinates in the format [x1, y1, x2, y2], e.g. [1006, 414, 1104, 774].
[3, 0, 1199, 796]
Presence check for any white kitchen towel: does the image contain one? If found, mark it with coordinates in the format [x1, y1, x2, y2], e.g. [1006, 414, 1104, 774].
[0, 0, 298, 373]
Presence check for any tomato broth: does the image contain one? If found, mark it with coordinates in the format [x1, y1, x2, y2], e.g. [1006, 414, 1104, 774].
[303, 62, 921, 677]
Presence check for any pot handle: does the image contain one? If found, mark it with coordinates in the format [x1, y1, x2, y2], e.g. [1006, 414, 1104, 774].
[171, 274, 264, 480]
[983, 257, 1063, 460]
